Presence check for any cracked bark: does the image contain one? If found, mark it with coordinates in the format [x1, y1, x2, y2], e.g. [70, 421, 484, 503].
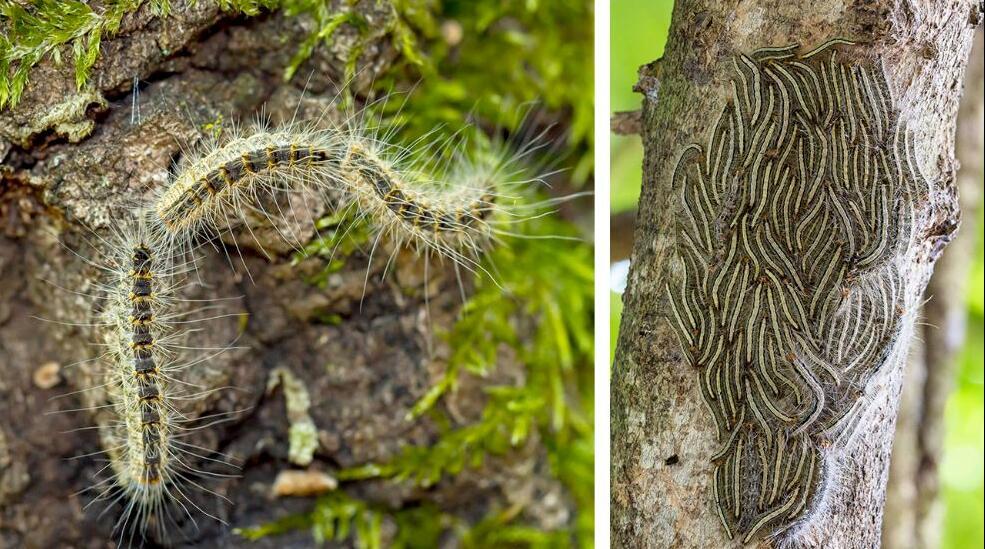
[611, 1, 980, 548]
[0, 2, 571, 547]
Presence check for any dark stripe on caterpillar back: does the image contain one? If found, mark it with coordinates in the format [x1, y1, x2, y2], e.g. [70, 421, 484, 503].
[129, 244, 164, 486]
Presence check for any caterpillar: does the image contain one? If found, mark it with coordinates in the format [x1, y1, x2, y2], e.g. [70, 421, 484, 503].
[98, 233, 178, 538]
[72, 213, 236, 545]
[665, 38, 925, 543]
[151, 104, 548, 277]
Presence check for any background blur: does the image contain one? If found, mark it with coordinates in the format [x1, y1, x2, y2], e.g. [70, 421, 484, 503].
[609, 1, 984, 547]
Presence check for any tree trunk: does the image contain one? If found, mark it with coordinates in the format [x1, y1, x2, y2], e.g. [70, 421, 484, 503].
[611, 1, 980, 548]
[883, 26, 984, 549]
[0, 3, 574, 547]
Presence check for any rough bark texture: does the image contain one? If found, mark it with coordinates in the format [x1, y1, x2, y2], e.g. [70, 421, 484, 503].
[883, 26, 984, 549]
[0, 2, 569, 547]
[611, 1, 980, 548]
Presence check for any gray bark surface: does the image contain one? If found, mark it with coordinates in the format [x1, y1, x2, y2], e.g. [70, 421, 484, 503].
[611, 1, 980, 548]
[0, 3, 568, 547]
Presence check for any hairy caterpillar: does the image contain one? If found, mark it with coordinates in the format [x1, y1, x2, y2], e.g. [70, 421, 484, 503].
[153, 123, 341, 254]
[665, 39, 924, 543]
[98, 231, 180, 538]
[64, 213, 236, 544]
[151, 101, 554, 279]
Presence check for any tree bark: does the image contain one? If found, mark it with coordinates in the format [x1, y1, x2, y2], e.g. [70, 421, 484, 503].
[883, 26, 984, 549]
[611, 1, 980, 548]
[0, 2, 571, 547]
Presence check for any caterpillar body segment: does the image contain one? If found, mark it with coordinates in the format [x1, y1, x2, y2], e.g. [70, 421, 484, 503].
[158, 143, 335, 234]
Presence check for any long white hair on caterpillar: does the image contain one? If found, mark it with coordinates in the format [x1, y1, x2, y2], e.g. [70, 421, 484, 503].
[41, 207, 241, 547]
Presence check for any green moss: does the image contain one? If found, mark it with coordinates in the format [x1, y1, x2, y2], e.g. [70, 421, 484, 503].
[463, 511, 576, 548]
[236, 489, 576, 548]
[340, 385, 546, 486]
[201, 113, 226, 141]
[0, 0, 168, 108]
[236, 491, 386, 548]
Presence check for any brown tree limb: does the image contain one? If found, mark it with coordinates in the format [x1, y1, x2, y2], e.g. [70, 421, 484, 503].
[612, 110, 643, 136]
[611, 1, 980, 547]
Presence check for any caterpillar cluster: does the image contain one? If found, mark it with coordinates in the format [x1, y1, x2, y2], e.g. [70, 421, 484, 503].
[74, 99, 541, 543]
[664, 39, 924, 543]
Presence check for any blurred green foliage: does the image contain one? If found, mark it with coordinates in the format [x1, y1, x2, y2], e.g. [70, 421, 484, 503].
[610, 0, 672, 214]
[942, 204, 985, 549]
[373, 1, 595, 183]
[609, 1, 984, 547]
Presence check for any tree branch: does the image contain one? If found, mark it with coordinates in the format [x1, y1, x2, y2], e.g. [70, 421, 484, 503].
[612, 2, 979, 547]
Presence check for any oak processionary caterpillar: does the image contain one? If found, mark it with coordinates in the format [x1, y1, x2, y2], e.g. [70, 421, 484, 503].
[665, 39, 925, 544]
[78, 213, 234, 545]
[73, 96, 552, 544]
[151, 109, 540, 276]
